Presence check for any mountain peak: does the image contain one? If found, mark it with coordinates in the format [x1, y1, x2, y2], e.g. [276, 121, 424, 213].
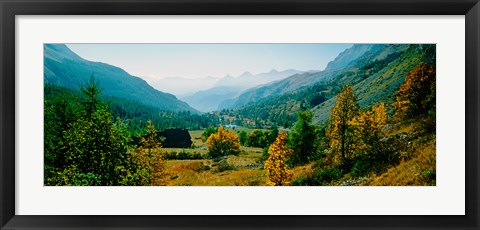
[44, 44, 83, 61]
[269, 69, 278, 73]
[324, 44, 379, 71]
[239, 71, 253, 78]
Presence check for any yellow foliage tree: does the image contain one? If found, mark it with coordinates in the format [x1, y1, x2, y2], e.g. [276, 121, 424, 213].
[206, 126, 241, 158]
[264, 132, 294, 186]
[326, 85, 360, 162]
[132, 120, 167, 186]
[350, 103, 388, 156]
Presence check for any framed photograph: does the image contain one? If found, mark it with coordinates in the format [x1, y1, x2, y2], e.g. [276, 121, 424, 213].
[1, 0, 479, 229]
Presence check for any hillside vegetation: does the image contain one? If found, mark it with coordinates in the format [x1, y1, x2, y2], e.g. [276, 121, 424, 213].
[44, 43, 436, 186]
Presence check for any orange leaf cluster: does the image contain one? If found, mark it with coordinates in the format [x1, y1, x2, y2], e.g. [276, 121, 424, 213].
[206, 126, 241, 158]
[394, 64, 436, 119]
[264, 132, 294, 186]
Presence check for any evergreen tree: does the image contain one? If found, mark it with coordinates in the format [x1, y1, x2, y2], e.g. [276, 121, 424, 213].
[267, 125, 279, 145]
[289, 109, 318, 165]
[80, 75, 104, 119]
[50, 78, 132, 185]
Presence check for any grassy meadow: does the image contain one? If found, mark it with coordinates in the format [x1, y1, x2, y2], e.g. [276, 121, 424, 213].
[160, 125, 435, 186]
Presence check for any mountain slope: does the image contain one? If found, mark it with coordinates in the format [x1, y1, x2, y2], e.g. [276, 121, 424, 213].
[226, 45, 382, 109]
[225, 44, 433, 127]
[324, 44, 382, 71]
[44, 44, 197, 113]
[312, 44, 420, 123]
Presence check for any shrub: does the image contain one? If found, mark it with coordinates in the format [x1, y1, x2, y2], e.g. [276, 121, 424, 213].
[213, 160, 235, 173]
[165, 150, 205, 160]
[292, 167, 343, 186]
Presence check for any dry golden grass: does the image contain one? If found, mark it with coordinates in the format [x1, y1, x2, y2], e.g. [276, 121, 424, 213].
[200, 169, 268, 186]
[385, 120, 416, 136]
[291, 162, 315, 181]
[163, 144, 268, 186]
[363, 139, 436, 186]
[165, 158, 268, 186]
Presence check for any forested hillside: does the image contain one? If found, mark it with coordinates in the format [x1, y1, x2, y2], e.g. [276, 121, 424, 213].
[45, 44, 197, 112]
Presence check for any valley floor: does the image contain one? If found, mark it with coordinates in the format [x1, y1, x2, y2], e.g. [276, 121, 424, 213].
[161, 126, 435, 186]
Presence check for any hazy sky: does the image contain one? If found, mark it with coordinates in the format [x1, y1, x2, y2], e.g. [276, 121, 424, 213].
[67, 44, 353, 80]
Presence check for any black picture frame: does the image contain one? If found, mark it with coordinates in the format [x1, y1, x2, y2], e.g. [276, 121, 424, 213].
[1, 0, 479, 229]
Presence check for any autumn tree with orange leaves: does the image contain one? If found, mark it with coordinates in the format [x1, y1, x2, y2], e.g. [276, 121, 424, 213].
[394, 64, 436, 119]
[264, 132, 294, 186]
[206, 126, 241, 158]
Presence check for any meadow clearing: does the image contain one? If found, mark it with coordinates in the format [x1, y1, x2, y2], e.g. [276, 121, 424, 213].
[162, 129, 311, 186]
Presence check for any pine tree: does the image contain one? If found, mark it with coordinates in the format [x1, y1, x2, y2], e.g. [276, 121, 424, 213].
[289, 109, 318, 165]
[62, 78, 131, 186]
[80, 75, 104, 119]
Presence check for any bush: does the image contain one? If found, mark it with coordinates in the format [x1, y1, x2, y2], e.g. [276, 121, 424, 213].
[212, 160, 235, 173]
[350, 159, 372, 177]
[292, 167, 343, 186]
[165, 150, 205, 160]
[183, 161, 210, 172]
[72, 172, 102, 186]
[421, 169, 436, 182]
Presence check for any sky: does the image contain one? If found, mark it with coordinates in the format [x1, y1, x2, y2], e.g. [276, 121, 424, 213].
[67, 44, 353, 80]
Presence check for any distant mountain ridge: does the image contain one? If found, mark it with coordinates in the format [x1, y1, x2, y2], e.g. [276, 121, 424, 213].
[147, 75, 219, 96]
[180, 86, 245, 112]
[222, 45, 383, 109]
[214, 69, 303, 88]
[182, 69, 303, 112]
[225, 44, 433, 127]
[44, 44, 197, 113]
